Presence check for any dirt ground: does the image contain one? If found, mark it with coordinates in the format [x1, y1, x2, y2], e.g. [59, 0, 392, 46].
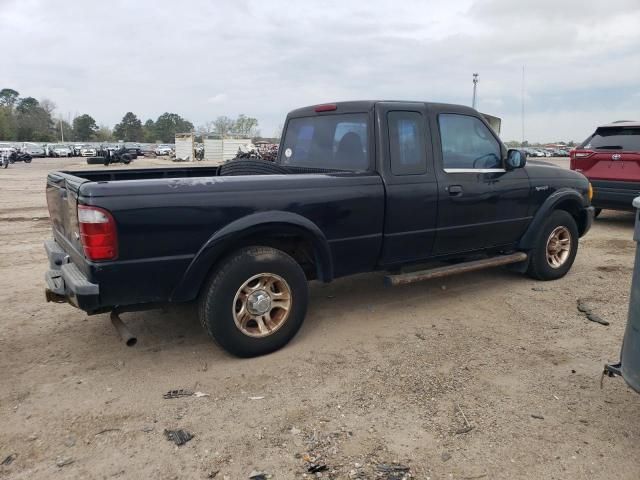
[1, 157, 639, 480]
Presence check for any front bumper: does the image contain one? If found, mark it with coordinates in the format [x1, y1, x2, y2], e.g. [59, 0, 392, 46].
[44, 239, 100, 312]
[581, 206, 595, 237]
[591, 180, 640, 212]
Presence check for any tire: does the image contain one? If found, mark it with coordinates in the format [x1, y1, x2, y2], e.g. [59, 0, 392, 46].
[199, 246, 309, 357]
[219, 158, 288, 176]
[527, 210, 579, 281]
[87, 156, 106, 165]
[23, 157, 32, 163]
[594, 208, 602, 218]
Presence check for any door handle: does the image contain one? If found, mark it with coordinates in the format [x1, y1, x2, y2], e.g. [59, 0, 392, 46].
[448, 185, 463, 196]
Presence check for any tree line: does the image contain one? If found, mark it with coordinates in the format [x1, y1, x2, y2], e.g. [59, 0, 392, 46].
[0, 87, 261, 144]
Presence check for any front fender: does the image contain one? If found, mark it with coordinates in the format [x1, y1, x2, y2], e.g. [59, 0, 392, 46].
[170, 211, 333, 302]
[518, 188, 588, 250]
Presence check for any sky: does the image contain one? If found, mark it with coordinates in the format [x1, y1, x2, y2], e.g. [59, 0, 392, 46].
[1, 0, 639, 143]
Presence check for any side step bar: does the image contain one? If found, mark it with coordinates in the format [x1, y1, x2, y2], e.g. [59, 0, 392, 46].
[384, 252, 528, 287]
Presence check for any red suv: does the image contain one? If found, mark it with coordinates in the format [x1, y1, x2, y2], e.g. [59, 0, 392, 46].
[570, 121, 640, 216]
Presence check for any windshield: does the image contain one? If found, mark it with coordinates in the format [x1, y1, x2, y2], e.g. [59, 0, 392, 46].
[280, 113, 369, 171]
[581, 127, 640, 151]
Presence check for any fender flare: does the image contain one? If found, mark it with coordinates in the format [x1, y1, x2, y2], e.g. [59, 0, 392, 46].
[518, 188, 587, 250]
[170, 211, 333, 302]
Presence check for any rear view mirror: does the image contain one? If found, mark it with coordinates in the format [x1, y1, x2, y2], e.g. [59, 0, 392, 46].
[506, 149, 526, 170]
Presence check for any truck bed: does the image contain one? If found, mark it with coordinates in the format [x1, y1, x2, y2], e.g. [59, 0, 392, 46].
[62, 164, 346, 184]
[62, 166, 222, 183]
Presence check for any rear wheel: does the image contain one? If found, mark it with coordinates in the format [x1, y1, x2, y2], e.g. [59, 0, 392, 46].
[86, 156, 106, 165]
[199, 246, 308, 357]
[527, 210, 579, 281]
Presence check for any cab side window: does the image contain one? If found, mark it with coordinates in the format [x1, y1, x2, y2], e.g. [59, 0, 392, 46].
[388, 111, 426, 175]
[438, 114, 501, 170]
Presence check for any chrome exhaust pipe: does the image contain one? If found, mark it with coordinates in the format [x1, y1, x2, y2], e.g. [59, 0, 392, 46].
[110, 311, 137, 347]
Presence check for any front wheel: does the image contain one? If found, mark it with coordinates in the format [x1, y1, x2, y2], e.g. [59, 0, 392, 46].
[199, 246, 309, 357]
[527, 210, 579, 281]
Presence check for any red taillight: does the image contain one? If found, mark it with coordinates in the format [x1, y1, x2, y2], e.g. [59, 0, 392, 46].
[77, 205, 118, 261]
[573, 150, 594, 159]
[569, 149, 593, 170]
[314, 104, 337, 112]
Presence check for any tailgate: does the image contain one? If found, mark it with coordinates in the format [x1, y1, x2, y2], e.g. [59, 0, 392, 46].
[609, 152, 640, 182]
[570, 151, 614, 180]
[46, 172, 85, 253]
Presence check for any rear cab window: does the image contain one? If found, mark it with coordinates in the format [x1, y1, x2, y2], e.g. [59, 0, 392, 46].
[387, 111, 426, 175]
[280, 113, 369, 170]
[581, 127, 640, 151]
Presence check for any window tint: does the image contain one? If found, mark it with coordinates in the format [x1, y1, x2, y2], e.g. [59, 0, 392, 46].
[281, 114, 369, 170]
[581, 127, 640, 151]
[388, 111, 426, 175]
[438, 114, 501, 170]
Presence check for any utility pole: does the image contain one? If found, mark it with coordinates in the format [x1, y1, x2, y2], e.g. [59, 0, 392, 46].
[59, 119, 64, 142]
[472, 73, 479, 109]
[521, 66, 525, 146]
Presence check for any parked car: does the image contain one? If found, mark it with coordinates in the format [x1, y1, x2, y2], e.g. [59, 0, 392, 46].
[21, 143, 46, 157]
[80, 145, 97, 157]
[44, 101, 594, 357]
[155, 144, 174, 156]
[87, 145, 133, 166]
[140, 145, 156, 156]
[51, 145, 73, 157]
[570, 121, 640, 216]
[0, 143, 16, 155]
[123, 143, 142, 159]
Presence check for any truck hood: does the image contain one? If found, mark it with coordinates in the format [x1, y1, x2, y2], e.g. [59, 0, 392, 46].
[524, 161, 589, 184]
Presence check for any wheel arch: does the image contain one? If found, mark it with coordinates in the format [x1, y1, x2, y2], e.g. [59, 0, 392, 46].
[170, 211, 333, 302]
[519, 189, 588, 250]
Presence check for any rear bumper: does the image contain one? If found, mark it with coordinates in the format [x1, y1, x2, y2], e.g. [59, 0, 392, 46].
[44, 239, 101, 312]
[591, 180, 640, 211]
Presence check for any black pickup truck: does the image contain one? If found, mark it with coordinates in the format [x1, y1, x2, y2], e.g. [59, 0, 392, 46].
[45, 101, 594, 356]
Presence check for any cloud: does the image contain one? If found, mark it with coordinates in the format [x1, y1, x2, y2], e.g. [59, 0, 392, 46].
[1, 0, 639, 142]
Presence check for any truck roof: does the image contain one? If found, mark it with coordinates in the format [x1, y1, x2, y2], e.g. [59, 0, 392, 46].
[287, 100, 479, 117]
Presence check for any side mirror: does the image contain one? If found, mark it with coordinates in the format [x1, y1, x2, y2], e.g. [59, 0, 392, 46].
[506, 149, 526, 170]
